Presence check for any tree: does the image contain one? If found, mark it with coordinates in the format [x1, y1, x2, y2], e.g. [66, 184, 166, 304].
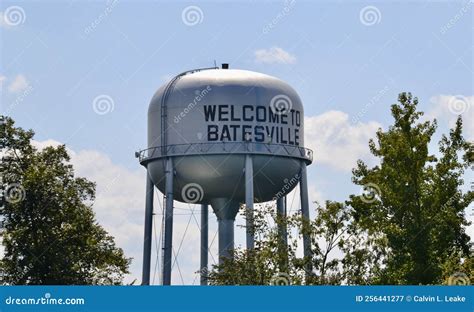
[208, 203, 298, 285]
[309, 201, 348, 284]
[0, 116, 130, 285]
[208, 201, 348, 285]
[346, 92, 472, 285]
[209, 92, 472, 286]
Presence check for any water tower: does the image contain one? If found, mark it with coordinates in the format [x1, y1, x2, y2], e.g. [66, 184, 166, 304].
[136, 65, 313, 285]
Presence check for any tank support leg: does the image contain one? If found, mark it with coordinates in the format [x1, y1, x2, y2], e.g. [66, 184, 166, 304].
[245, 154, 254, 250]
[218, 219, 234, 264]
[210, 198, 239, 265]
[162, 157, 174, 285]
[299, 162, 313, 282]
[276, 196, 288, 271]
[141, 171, 154, 285]
[200, 204, 208, 285]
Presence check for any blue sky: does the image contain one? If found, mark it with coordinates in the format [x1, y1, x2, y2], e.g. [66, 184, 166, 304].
[1, 0, 473, 284]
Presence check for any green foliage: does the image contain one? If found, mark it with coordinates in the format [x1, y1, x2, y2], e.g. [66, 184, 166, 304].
[346, 92, 472, 284]
[208, 203, 296, 285]
[208, 201, 348, 285]
[0, 116, 130, 285]
[209, 93, 472, 285]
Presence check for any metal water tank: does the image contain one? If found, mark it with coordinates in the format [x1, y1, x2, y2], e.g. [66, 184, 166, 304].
[143, 68, 311, 208]
[137, 66, 313, 285]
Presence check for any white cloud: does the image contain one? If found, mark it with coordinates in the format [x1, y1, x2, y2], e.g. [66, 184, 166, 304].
[8, 74, 29, 93]
[427, 95, 473, 140]
[32, 139, 62, 150]
[254, 47, 296, 64]
[304, 111, 381, 171]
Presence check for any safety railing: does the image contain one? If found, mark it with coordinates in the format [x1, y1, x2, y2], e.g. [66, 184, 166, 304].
[136, 142, 313, 165]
